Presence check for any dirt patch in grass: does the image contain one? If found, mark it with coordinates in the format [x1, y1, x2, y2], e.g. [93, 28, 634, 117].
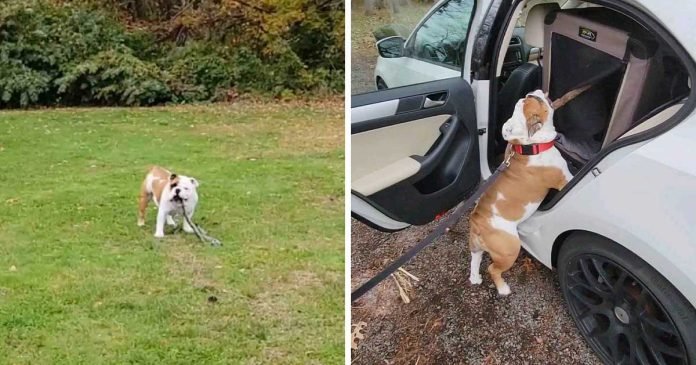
[163, 240, 223, 293]
[351, 216, 602, 364]
[277, 117, 343, 156]
[252, 270, 324, 319]
[184, 103, 344, 159]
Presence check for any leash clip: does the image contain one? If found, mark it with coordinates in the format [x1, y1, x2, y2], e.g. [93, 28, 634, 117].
[503, 151, 515, 167]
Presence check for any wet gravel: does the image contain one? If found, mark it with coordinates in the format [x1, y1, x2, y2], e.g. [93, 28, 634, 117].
[351, 215, 602, 364]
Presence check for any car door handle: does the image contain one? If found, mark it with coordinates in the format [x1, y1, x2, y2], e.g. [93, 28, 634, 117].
[423, 92, 447, 108]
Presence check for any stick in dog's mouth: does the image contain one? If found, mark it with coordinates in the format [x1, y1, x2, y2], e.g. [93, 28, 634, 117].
[551, 84, 593, 109]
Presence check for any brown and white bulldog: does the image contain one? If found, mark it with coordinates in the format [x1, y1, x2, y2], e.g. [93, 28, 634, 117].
[468, 89, 573, 295]
[138, 166, 199, 238]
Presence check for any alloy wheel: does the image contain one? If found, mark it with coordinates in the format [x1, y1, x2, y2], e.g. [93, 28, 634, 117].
[563, 254, 688, 364]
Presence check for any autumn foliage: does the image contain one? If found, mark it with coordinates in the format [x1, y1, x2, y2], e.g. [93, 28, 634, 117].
[0, 0, 344, 108]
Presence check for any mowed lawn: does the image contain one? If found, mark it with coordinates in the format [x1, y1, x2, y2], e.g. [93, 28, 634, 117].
[0, 100, 344, 364]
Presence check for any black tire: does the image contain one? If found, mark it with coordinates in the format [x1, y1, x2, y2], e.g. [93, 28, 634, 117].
[557, 232, 696, 365]
[376, 78, 388, 90]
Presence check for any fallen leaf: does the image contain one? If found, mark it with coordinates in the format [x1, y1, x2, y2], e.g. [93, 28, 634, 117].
[522, 257, 537, 272]
[351, 321, 367, 350]
[9, 265, 17, 272]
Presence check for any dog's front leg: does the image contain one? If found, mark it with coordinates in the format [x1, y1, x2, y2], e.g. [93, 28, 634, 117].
[155, 205, 169, 238]
[557, 163, 573, 191]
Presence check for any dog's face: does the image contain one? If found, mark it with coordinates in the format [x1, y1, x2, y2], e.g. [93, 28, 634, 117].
[501, 89, 557, 145]
[165, 173, 199, 203]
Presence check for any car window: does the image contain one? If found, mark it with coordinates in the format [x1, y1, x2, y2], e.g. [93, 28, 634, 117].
[410, 0, 475, 68]
[350, 0, 475, 94]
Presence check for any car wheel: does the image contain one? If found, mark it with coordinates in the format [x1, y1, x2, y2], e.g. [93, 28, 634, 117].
[376, 78, 388, 90]
[558, 232, 696, 365]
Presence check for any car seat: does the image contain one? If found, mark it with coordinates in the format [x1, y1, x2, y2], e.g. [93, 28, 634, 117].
[495, 3, 559, 154]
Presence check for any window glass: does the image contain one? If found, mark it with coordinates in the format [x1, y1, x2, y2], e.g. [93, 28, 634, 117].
[411, 0, 475, 67]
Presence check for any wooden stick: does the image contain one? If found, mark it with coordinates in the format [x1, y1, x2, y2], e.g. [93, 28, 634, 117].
[395, 271, 413, 291]
[391, 274, 410, 303]
[551, 84, 592, 109]
[398, 267, 420, 282]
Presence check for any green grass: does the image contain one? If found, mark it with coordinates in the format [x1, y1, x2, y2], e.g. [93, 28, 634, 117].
[0, 100, 344, 364]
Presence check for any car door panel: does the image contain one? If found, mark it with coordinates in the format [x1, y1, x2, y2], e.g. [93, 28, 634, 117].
[352, 77, 480, 226]
[353, 114, 449, 182]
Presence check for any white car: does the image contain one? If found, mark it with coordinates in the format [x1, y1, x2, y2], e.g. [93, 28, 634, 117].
[352, 0, 696, 363]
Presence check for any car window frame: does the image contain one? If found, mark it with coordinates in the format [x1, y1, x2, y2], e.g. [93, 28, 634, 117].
[404, 0, 478, 72]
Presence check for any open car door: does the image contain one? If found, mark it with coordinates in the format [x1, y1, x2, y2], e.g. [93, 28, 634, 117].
[351, 77, 481, 231]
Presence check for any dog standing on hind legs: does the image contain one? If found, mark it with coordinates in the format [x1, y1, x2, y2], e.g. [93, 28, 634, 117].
[468, 90, 573, 295]
[138, 166, 199, 238]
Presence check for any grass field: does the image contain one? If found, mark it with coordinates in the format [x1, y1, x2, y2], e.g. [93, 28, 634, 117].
[0, 100, 344, 364]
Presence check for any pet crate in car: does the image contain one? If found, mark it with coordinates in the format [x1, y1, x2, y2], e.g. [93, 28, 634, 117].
[541, 8, 672, 166]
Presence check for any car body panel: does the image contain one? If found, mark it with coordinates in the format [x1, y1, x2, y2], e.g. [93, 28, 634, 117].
[520, 111, 696, 306]
[627, 0, 696, 63]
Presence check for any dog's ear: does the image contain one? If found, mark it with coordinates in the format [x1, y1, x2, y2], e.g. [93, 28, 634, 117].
[190, 178, 199, 187]
[169, 173, 179, 188]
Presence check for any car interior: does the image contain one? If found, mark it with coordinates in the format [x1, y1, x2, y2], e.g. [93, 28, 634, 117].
[491, 0, 691, 174]
[352, 0, 692, 227]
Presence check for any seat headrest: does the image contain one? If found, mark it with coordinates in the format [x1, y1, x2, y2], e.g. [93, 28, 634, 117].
[524, 3, 560, 48]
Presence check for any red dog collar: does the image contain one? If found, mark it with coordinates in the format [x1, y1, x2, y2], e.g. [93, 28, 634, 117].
[512, 141, 555, 155]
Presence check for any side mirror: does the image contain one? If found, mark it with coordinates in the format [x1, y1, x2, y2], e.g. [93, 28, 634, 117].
[376, 36, 406, 58]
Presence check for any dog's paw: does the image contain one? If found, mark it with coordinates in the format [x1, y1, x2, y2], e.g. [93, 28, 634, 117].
[137, 220, 145, 227]
[497, 283, 511, 296]
[154, 232, 165, 238]
[183, 225, 194, 233]
[469, 275, 483, 285]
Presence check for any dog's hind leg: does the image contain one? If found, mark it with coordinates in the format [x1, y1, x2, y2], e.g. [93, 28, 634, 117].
[484, 230, 521, 296]
[138, 182, 149, 227]
[166, 215, 176, 226]
[468, 233, 484, 285]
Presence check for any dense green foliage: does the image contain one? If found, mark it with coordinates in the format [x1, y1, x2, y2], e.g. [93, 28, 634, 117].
[0, 0, 344, 108]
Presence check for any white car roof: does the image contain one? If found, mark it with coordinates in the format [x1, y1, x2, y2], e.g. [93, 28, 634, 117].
[617, 0, 696, 62]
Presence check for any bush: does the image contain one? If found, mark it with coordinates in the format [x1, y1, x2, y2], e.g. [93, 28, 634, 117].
[0, 0, 132, 107]
[55, 50, 171, 106]
[0, 63, 52, 108]
[0, 0, 343, 108]
[164, 44, 237, 103]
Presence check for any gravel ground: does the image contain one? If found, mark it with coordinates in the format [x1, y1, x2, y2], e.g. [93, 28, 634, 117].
[350, 4, 379, 94]
[351, 215, 602, 364]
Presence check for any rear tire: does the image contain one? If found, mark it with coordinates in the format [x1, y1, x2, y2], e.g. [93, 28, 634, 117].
[557, 232, 696, 364]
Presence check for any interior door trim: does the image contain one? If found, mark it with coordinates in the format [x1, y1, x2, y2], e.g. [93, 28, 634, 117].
[351, 99, 399, 124]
